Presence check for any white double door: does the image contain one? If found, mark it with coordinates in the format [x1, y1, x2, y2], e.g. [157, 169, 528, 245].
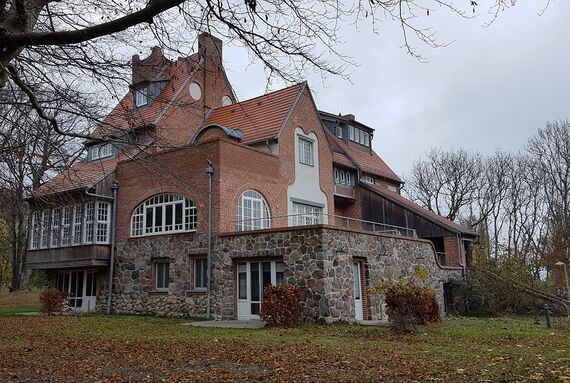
[57, 270, 97, 312]
[237, 260, 284, 320]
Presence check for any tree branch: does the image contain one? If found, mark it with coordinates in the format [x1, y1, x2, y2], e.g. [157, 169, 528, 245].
[1, 0, 185, 48]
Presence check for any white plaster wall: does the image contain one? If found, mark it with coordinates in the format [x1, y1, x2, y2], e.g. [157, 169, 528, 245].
[287, 127, 328, 225]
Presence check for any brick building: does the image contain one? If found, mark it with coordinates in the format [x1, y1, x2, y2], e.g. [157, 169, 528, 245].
[25, 33, 477, 321]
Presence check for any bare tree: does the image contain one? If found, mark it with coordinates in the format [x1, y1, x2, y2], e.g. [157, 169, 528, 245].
[527, 120, 570, 267]
[0, 82, 85, 290]
[405, 148, 482, 222]
[0, 0, 529, 143]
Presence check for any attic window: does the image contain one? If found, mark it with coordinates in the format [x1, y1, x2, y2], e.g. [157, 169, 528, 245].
[335, 126, 342, 139]
[90, 143, 114, 161]
[135, 86, 148, 107]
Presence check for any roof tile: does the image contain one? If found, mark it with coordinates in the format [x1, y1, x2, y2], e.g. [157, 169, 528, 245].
[205, 83, 304, 143]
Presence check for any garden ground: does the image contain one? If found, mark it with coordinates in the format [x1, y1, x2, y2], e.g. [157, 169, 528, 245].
[0, 293, 569, 382]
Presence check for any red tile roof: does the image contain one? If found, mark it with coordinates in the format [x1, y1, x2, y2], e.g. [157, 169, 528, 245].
[364, 182, 477, 235]
[325, 129, 401, 183]
[204, 83, 305, 143]
[33, 156, 121, 197]
[91, 54, 200, 139]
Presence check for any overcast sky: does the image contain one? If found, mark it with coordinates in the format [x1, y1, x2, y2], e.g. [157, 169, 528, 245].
[220, 1, 569, 179]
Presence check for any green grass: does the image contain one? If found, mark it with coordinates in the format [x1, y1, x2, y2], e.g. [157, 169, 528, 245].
[0, 314, 569, 382]
[0, 304, 40, 315]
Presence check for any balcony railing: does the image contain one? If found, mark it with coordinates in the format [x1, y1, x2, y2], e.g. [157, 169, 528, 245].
[233, 213, 417, 238]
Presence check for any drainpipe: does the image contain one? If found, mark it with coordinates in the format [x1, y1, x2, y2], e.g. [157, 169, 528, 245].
[205, 161, 214, 319]
[106, 180, 119, 314]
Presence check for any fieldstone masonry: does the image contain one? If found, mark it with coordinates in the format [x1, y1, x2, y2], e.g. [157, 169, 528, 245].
[109, 226, 463, 320]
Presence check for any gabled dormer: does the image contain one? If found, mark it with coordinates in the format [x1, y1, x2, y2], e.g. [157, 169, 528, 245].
[130, 46, 171, 110]
[320, 111, 373, 152]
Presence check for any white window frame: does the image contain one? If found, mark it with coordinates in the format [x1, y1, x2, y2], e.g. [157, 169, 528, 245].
[135, 86, 148, 107]
[335, 126, 342, 139]
[364, 132, 370, 147]
[293, 202, 322, 226]
[334, 168, 353, 186]
[29, 212, 40, 249]
[90, 143, 114, 161]
[28, 200, 112, 250]
[51, 208, 61, 247]
[364, 176, 375, 184]
[349, 125, 355, 141]
[61, 207, 72, 246]
[72, 204, 83, 245]
[40, 210, 50, 249]
[96, 202, 111, 244]
[235, 190, 271, 231]
[130, 194, 197, 237]
[298, 136, 314, 166]
[84, 202, 95, 244]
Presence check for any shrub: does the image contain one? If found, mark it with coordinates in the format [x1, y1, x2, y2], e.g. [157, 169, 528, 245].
[260, 284, 303, 327]
[39, 288, 68, 315]
[369, 266, 441, 332]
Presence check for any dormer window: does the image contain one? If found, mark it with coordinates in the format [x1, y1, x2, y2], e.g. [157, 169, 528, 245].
[135, 86, 148, 107]
[89, 143, 114, 161]
[335, 126, 342, 139]
[348, 125, 371, 147]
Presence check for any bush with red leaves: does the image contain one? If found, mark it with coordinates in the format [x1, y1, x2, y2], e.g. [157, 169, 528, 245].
[39, 288, 68, 315]
[260, 284, 303, 327]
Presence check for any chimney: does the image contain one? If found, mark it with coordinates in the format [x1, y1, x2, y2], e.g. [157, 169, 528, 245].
[131, 46, 169, 85]
[198, 33, 224, 110]
[198, 33, 223, 63]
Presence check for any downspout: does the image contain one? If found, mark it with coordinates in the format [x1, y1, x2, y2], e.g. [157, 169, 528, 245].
[205, 161, 214, 319]
[106, 180, 119, 314]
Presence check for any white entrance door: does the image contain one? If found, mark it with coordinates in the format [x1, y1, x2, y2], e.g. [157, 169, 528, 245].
[353, 262, 364, 321]
[237, 261, 284, 320]
[57, 270, 97, 312]
[82, 271, 97, 312]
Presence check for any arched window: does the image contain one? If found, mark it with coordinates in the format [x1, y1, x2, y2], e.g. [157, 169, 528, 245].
[131, 194, 196, 237]
[235, 190, 271, 231]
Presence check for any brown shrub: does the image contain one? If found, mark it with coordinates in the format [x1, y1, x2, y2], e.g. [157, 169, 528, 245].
[39, 288, 68, 315]
[260, 284, 303, 327]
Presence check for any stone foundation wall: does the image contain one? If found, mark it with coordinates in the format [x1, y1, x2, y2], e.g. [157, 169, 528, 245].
[110, 226, 463, 320]
[111, 233, 209, 316]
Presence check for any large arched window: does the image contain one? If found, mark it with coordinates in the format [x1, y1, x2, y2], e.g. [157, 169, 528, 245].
[235, 190, 271, 231]
[131, 194, 196, 237]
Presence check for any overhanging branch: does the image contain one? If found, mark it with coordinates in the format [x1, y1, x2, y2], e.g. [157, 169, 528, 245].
[1, 0, 185, 48]
[2, 62, 96, 141]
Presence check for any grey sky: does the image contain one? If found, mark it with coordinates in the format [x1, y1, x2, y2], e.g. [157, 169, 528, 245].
[221, 1, 569, 179]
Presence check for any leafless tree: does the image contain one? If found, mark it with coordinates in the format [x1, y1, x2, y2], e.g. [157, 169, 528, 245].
[405, 148, 482, 222]
[406, 120, 569, 281]
[0, 82, 85, 290]
[0, 0, 529, 142]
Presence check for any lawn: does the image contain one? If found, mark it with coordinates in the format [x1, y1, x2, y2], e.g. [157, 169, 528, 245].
[0, 312, 568, 383]
[0, 291, 40, 316]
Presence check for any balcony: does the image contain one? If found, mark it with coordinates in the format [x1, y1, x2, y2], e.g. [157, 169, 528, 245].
[334, 184, 356, 199]
[26, 245, 111, 270]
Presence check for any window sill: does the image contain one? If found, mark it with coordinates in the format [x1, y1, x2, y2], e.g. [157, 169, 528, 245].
[187, 289, 207, 295]
[149, 290, 169, 295]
